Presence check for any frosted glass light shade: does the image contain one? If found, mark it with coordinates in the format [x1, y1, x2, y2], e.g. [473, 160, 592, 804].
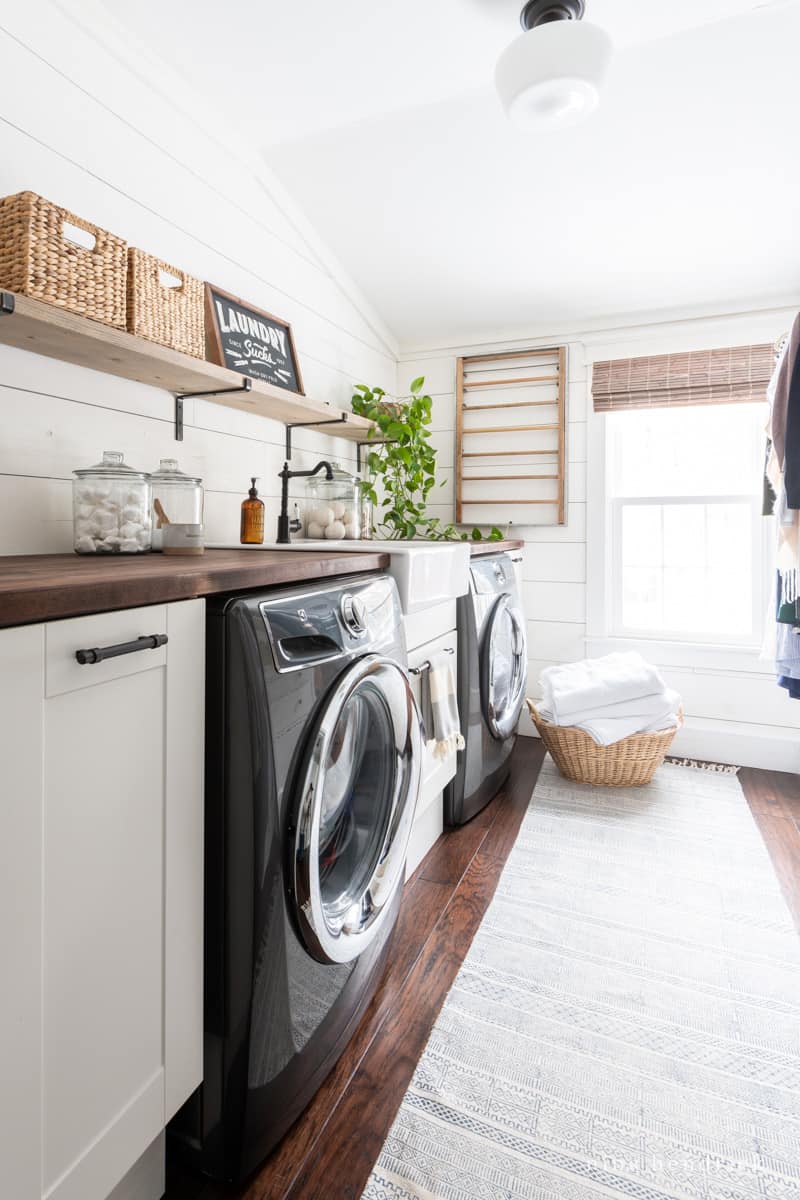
[496, 19, 613, 129]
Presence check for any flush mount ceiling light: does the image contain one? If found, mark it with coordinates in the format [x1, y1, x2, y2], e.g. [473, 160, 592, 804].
[496, 0, 613, 129]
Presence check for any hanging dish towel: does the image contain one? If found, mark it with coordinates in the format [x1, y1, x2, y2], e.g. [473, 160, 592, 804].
[419, 653, 465, 760]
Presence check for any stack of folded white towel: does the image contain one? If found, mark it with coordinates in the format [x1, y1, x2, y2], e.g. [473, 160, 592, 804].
[538, 653, 681, 746]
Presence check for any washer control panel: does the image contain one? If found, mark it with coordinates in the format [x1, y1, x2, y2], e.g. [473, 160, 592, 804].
[258, 574, 398, 672]
[340, 592, 368, 636]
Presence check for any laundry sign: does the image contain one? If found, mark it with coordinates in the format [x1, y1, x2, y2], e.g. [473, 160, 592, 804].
[204, 284, 304, 393]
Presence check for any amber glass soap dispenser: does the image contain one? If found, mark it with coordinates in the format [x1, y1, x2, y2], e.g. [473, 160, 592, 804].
[240, 477, 265, 545]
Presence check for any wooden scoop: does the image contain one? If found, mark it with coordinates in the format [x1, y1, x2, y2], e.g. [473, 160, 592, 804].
[153, 498, 171, 529]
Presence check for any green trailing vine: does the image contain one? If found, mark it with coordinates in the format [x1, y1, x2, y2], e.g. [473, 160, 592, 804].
[352, 377, 505, 543]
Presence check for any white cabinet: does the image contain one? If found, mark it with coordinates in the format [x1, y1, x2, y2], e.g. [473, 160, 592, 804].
[404, 601, 459, 879]
[0, 600, 204, 1200]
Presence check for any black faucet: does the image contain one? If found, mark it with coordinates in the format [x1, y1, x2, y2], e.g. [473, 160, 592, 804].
[277, 460, 333, 544]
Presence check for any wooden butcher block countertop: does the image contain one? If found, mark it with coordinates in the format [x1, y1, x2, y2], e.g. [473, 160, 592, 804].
[0, 548, 390, 628]
[469, 540, 524, 557]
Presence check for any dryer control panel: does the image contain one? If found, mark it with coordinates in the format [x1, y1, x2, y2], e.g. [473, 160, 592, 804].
[470, 553, 512, 595]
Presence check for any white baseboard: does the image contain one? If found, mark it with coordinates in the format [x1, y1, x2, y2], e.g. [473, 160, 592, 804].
[519, 718, 799, 772]
[669, 720, 799, 773]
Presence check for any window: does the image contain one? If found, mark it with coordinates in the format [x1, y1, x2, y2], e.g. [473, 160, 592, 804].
[605, 403, 769, 646]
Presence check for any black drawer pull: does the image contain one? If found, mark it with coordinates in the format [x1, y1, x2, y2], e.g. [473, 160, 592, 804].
[75, 634, 168, 665]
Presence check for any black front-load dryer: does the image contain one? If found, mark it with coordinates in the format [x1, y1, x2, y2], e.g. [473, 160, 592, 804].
[444, 553, 527, 827]
[168, 573, 421, 1184]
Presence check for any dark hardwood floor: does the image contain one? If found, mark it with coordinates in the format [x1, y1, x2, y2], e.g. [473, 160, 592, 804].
[166, 746, 799, 1200]
[740, 766, 800, 931]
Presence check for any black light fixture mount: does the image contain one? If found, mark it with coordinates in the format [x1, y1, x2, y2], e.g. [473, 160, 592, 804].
[520, 0, 585, 30]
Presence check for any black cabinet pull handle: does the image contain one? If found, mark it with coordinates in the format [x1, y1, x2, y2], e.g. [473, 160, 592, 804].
[75, 634, 168, 665]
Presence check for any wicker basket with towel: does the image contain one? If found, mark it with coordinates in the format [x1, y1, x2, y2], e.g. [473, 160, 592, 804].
[528, 653, 682, 786]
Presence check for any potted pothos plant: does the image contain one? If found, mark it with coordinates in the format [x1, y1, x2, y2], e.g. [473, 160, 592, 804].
[352, 376, 504, 543]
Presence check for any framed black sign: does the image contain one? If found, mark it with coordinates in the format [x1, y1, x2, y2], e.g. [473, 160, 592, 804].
[205, 285, 304, 394]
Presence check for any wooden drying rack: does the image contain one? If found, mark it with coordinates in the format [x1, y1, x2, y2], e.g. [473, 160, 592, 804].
[456, 346, 567, 526]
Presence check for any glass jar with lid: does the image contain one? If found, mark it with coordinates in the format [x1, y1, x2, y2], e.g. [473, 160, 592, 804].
[149, 458, 204, 550]
[303, 463, 361, 540]
[72, 450, 151, 554]
[360, 491, 374, 541]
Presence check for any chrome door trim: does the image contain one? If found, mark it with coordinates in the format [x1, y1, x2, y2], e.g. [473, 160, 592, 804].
[481, 594, 528, 741]
[292, 654, 422, 964]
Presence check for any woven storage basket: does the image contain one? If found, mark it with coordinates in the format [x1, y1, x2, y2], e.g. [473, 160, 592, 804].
[527, 700, 682, 787]
[0, 191, 126, 327]
[127, 249, 204, 358]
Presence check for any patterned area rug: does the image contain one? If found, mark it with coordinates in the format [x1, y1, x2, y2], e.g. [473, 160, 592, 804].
[363, 757, 800, 1200]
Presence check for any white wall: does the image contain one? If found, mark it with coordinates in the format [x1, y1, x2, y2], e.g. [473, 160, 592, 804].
[0, 0, 397, 555]
[400, 303, 800, 772]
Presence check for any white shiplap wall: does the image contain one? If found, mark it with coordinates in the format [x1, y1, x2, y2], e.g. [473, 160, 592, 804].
[0, 0, 397, 555]
[400, 305, 800, 772]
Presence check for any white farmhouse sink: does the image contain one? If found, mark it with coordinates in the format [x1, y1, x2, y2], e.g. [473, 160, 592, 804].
[214, 539, 470, 615]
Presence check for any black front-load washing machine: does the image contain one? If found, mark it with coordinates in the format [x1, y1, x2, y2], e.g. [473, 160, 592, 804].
[445, 552, 527, 827]
[168, 572, 421, 1184]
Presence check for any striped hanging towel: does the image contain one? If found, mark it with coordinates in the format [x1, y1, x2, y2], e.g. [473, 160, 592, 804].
[420, 653, 465, 760]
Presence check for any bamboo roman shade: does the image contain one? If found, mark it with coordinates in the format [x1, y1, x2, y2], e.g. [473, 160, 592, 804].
[592, 343, 774, 413]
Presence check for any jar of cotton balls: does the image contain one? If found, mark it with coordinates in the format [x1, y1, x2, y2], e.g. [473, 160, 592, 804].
[303, 462, 361, 541]
[72, 450, 152, 554]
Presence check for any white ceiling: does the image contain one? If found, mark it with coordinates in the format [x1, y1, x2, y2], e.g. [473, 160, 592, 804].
[101, 0, 800, 346]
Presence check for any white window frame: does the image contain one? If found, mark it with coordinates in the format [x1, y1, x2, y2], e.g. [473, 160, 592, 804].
[586, 401, 774, 675]
[609, 493, 765, 647]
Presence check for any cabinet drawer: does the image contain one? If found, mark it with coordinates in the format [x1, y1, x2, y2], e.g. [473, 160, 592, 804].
[403, 600, 456, 655]
[46, 605, 168, 698]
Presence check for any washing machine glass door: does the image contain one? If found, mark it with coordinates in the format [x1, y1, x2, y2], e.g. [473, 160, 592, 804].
[292, 654, 422, 965]
[480, 594, 527, 741]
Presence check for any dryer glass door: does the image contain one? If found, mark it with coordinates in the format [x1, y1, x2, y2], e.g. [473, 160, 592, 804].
[480, 594, 527, 741]
[292, 655, 422, 964]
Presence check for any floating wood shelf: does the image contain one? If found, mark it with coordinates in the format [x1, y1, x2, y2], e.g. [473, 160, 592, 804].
[0, 292, 375, 443]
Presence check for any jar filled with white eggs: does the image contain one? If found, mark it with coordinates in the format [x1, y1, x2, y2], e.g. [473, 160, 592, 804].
[303, 463, 361, 541]
[72, 450, 152, 554]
